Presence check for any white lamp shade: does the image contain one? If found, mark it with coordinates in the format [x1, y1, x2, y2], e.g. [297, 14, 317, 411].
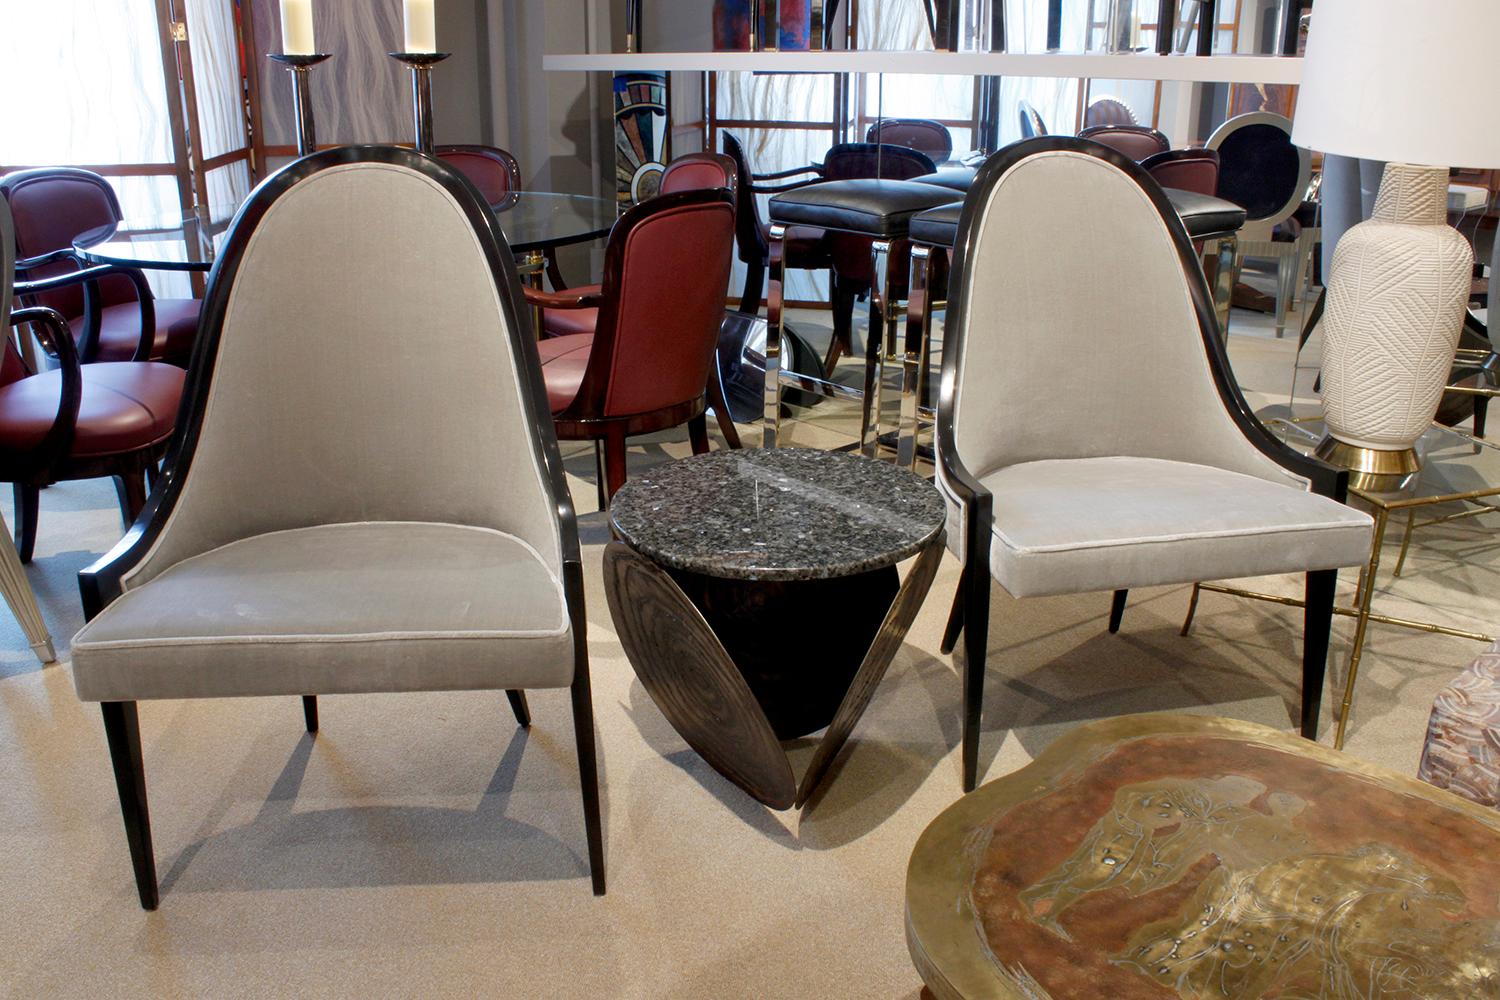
[1291, 0, 1500, 168]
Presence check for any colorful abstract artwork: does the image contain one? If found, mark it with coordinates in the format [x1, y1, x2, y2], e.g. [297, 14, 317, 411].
[613, 72, 668, 206]
[713, 0, 753, 50]
[713, 1, 814, 51]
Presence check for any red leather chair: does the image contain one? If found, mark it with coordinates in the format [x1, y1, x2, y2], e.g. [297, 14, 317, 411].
[541, 152, 743, 449]
[0, 199, 184, 562]
[0, 168, 198, 367]
[1078, 124, 1171, 162]
[1143, 148, 1221, 197]
[525, 188, 736, 500]
[865, 118, 954, 166]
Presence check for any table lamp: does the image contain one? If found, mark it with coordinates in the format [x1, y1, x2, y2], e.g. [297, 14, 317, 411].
[1291, 0, 1500, 487]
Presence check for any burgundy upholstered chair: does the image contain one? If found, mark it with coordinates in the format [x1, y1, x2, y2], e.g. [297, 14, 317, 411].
[525, 188, 736, 499]
[0, 198, 184, 562]
[540, 152, 743, 449]
[0, 168, 198, 367]
[1078, 124, 1171, 162]
[1143, 148, 1221, 197]
[865, 118, 954, 167]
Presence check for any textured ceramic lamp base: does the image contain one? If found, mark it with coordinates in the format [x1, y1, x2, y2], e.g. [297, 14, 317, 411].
[1318, 162, 1472, 486]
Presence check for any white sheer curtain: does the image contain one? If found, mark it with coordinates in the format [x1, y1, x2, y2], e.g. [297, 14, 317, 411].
[0, 0, 181, 224]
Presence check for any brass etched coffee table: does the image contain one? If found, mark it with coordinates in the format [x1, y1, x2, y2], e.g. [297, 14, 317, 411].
[906, 714, 1500, 999]
[605, 448, 945, 810]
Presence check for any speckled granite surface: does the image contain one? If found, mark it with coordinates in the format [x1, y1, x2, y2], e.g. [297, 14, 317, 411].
[609, 448, 944, 581]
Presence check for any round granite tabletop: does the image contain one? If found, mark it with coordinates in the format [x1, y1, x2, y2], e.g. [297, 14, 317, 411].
[609, 448, 946, 582]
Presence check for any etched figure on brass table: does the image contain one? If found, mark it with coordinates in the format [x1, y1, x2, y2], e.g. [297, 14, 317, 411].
[1019, 776, 1309, 938]
[1019, 777, 1500, 997]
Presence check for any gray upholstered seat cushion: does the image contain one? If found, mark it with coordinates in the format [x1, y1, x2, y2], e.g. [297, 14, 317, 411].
[958, 456, 1371, 598]
[71, 521, 573, 701]
[768, 179, 959, 236]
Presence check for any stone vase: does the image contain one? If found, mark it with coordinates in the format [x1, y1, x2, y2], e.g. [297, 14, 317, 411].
[1317, 161, 1473, 481]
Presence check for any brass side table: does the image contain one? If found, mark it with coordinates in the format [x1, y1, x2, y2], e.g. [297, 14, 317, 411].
[906, 714, 1500, 1000]
[1187, 416, 1498, 749]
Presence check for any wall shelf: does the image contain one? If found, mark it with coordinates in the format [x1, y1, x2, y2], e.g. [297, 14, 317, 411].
[542, 50, 1303, 85]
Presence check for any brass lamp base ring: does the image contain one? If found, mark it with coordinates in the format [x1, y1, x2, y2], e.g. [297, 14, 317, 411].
[1314, 435, 1421, 491]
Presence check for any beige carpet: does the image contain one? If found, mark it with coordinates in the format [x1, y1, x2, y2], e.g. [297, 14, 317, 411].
[0, 314, 1494, 999]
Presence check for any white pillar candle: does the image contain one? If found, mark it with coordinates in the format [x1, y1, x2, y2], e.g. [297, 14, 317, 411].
[404, 0, 436, 53]
[279, 0, 315, 55]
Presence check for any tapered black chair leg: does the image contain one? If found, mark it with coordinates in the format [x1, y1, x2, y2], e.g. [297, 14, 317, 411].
[113, 471, 147, 525]
[940, 571, 965, 655]
[1108, 589, 1129, 634]
[13, 483, 38, 563]
[302, 695, 319, 733]
[569, 657, 606, 895]
[961, 569, 992, 794]
[1301, 569, 1337, 739]
[101, 701, 159, 910]
[1474, 395, 1489, 438]
[505, 689, 531, 728]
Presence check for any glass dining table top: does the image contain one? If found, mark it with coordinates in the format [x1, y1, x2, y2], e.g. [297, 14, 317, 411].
[1259, 406, 1500, 509]
[72, 191, 619, 272]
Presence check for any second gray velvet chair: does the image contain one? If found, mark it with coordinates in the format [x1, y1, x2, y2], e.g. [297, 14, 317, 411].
[70, 147, 604, 908]
[936, 138, 1373, 792]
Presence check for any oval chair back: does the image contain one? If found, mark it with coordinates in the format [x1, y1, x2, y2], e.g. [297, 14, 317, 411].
[1206, 112, 1311, 242]
[1142, 148, 1221, 197]
[1018, 101, 1048, 138]
[1084, 95, 1138, 129]
[660, 151, 738, 197]
[866, 118, 954, 166]
[434, 145, 523, 205]
[0, 168, 136, 322]
[1078, 124, 1171, 161]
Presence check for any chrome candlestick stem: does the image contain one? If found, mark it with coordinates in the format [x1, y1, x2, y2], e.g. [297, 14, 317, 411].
[267, 53, 332, 158]
[389, 52, 451, 155]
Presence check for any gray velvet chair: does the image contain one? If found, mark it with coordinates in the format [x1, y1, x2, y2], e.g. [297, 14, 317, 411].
[936, 138, 1374, 792]
[69, 147, 604, 908]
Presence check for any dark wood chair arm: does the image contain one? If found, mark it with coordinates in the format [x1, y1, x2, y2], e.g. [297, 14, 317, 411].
[754, 164, 822, 182]
[15, 263, 157, 363]
[14, 247, 82, 272]
[522, 286, 603, 310]
[7, 305, 84, 479]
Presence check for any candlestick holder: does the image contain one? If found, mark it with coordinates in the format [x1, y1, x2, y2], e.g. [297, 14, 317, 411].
[268, 53, 332, 157]
[388, 52, 451, 155]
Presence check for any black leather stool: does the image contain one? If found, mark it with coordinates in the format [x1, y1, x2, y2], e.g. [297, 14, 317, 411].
[765, 178, 957, 455]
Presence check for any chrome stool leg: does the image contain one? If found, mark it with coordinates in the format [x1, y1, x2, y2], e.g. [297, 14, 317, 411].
[860, 239, 897, 459]
[763, 223, 788, 448]
[899, 245, 935, 469]
[1213, 234, 1237, 341]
